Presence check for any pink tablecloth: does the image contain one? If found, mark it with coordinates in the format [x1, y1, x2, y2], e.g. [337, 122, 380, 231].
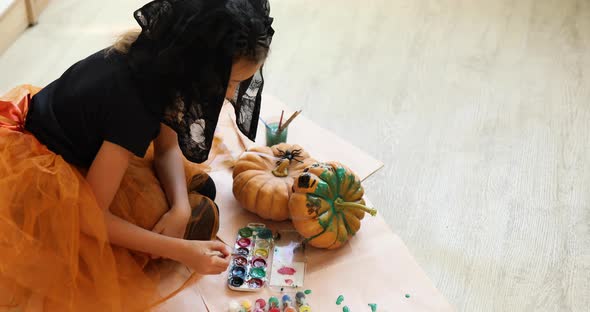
[188, 97, 453, 312]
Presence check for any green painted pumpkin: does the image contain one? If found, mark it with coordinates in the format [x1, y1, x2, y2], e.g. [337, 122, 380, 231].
[289, 161, 377, 249]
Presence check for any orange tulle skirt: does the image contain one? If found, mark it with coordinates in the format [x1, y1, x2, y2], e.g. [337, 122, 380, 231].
[0, 86, 216, 311]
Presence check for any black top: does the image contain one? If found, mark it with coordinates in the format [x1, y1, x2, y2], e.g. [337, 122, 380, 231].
[25, 49, 162, 168]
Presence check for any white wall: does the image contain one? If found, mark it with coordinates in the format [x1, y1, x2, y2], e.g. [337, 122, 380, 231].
[0, 0, 16, 16]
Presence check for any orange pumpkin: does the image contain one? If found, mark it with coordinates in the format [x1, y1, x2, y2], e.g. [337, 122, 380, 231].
[289, 161, 377, 249]
[232, 143, 315, 221]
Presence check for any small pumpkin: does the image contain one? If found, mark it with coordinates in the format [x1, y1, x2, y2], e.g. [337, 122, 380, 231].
[289, 161, 377, 249]
[232, 143, 316, 221]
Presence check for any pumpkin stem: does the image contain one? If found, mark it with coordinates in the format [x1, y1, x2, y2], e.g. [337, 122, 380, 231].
[272, 159, 290, 177]
[334, 198, 377, 216]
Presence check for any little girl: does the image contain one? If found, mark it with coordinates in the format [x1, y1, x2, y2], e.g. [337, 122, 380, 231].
[0, 0, 273, 311]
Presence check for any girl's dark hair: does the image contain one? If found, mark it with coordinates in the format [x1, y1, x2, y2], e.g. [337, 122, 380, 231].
[112, 0, 272, 63]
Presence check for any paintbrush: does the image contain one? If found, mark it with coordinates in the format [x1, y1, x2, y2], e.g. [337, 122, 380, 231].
[259, 116, 271, 129]
[278, 110, 302, 132]
[206, 251, 248, 258]
[206, 251, 231, 258]
[278, 110, 285, 129]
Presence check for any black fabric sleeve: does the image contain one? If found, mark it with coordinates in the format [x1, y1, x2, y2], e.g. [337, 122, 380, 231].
[102, 97, 160, 158]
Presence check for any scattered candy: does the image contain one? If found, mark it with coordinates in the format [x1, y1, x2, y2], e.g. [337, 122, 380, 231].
[228, 300, 241, 312]
[336, 295, 345, 305]
[343, 306, 350, 312]
[405, 294, 411, 299]
[304, 289, 312, 295]
[368, 303, 378, 312]
[269, 309, 281, 312]
[299, 304, 312, 312]
[284, 307, 297, 312]
[282, 294, 293, 308]
[241, 300, 252, 312]
[255, 298, 266, 309]
[295, 291, 306, 306]
[268, 296, 280, 308]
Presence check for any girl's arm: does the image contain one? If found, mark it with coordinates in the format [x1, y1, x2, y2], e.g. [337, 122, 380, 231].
[151, 123, 192, 238]
[84, 141, 230, 274]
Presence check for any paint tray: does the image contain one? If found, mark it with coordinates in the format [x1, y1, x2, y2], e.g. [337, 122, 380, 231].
[268, 230, 307, 291]
[227, 223, 274, 292]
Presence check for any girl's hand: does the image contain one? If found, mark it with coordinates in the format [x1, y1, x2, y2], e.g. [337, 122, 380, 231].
[152, 205, 190, 239]
[177, 240, 231, 275]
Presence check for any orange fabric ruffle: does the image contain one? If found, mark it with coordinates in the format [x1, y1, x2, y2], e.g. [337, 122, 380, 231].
[0, 86, 221, 311]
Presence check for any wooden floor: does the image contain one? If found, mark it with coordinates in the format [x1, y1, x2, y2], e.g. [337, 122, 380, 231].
[1, 0, 589, 311]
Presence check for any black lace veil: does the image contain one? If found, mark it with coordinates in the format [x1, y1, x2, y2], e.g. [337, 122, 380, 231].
[128, 0, 274, 163]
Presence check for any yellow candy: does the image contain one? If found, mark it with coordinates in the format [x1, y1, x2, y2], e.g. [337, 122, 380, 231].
[299, 305, 312, 312]
[241, 300, 252, 310]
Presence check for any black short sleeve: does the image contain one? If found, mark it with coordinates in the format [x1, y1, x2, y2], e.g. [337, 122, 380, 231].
[103, 99, 160, 157]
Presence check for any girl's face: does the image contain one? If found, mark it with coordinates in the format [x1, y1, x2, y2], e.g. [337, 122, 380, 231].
[225, 59, 263, 100]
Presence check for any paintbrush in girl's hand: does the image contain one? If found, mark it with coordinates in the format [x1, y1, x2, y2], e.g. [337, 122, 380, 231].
[206, 251, 230, 258]
[278, 110, 302, 132]
[206, 251, 246, 258]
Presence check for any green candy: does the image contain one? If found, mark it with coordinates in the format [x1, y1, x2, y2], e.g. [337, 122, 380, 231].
[368, 303, 377, 312]
[304, 289, 312, 295]
[269, 296, 280, 308]
[343, 306, 350, 312]
[336, 295, 344, 305]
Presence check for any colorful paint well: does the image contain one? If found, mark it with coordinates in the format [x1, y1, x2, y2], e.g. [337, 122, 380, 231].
[255, 239, 270, 249]
[247, 278, 264, 289]
[239, 227, 253, 238]
[231, 266, 246, 278]
[229, 276, 244, 287]
[257, 228, 273, 239]
[249, 267, 266, 279]
[238, 237, 252, 247]
[254, 248, 269, 258]
[233, 256, 248, 266]
[237, 247, 249, 256]
[251, 258, 267, 268]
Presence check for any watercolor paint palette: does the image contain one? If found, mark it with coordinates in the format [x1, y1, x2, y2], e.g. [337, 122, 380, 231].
[227, 223, 274, 292]
[268, 230, 307, 291]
